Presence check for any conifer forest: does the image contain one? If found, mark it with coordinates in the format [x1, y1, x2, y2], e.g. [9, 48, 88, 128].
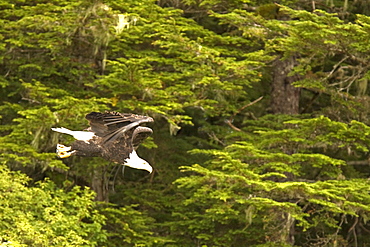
[2, 0, 370, 246]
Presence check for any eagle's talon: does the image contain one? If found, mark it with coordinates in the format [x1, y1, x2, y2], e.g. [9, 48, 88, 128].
[56, 144, 75, 158]
[57, 144, 71, 152]
[57, 150, 76, 158]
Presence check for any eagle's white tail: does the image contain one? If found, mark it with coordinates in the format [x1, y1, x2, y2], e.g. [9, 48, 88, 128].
[51, 127, 95, 142]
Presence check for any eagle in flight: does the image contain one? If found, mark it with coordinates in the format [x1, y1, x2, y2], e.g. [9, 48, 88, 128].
[51, 111, 154, 173]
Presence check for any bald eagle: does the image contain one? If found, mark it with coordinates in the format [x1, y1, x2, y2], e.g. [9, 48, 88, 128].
[51, 111, 154, 173]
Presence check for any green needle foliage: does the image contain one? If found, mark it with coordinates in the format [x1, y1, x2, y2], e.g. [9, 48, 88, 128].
[175, 117, 370, 246]
[0, 164, 106, 246]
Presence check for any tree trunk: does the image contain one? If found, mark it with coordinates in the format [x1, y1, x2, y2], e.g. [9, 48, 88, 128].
[271, 57, 301, 114]
[91, 166, 108, 202]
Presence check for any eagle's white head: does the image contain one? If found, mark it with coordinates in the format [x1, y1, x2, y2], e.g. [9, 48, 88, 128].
[125, 150, 153, 173]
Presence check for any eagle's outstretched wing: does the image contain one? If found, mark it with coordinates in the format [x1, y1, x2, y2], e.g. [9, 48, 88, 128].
[86, 111, 154, 143]
[132, 126, 153, 150]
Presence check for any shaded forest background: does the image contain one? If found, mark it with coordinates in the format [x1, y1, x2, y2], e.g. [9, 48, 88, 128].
[1, 0, 370, 246]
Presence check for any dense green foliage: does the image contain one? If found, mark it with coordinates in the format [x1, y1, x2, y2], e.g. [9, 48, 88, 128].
[1, 0, 370, 246]
[0, 165, 105, 246]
